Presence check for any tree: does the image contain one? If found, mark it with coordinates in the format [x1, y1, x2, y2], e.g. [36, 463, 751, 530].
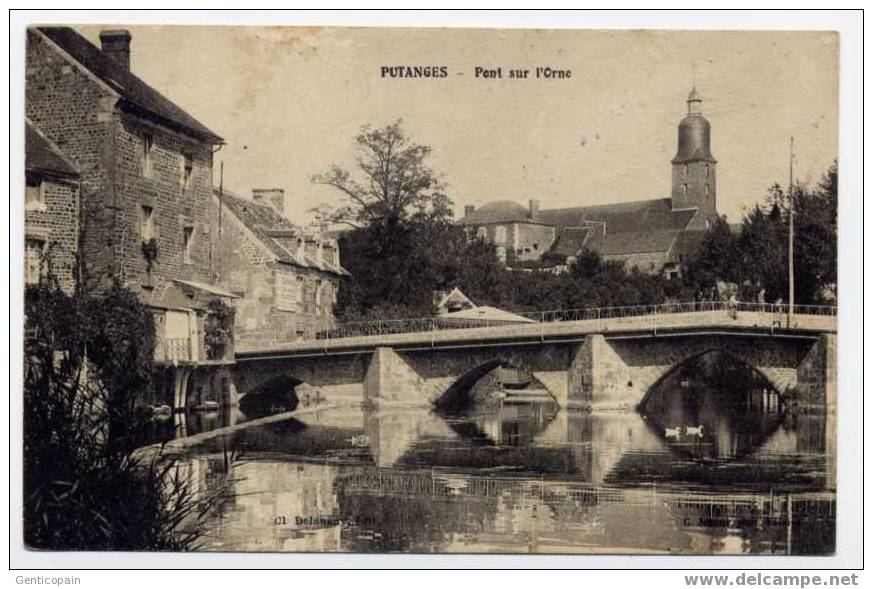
[683, 162, 838, 305]
[313, 120, 451, 227]
[684, 215, 739, 290]
[23, 273, 232, 550]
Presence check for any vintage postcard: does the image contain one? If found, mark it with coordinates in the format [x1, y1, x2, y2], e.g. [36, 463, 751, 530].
[20, 21, 841, 558]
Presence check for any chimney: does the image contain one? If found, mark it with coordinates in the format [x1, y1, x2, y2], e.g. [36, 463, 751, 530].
[99, 30, 132, 72]
[464, 205, 475, 217]
[252, 188, 285, 216]
[529, 199, 540, 220]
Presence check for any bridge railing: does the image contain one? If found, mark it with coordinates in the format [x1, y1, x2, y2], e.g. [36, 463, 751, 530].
[313, 301, 836, 341]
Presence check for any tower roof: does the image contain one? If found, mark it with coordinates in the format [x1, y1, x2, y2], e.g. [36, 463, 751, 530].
[673, 88, 716, 164]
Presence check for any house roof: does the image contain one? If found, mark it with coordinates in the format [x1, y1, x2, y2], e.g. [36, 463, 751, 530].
[35, 27, 223, 144]
[535, 197, 697, 236]
[173, 279, 240, 299]
[459, 200, 533, 225]
[438, 305, 535, 324]
[588, 229, 681, 257]
[550, 226, 592, 257]
[215, 188, 348, 277]
[25, 120, 79, 177]
[435, 287, 475, 314]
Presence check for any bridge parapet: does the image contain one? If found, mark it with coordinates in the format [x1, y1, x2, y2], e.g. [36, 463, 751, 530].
[237, 306, 835, 356]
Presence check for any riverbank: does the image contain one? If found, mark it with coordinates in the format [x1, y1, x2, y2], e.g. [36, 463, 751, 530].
[137, 401, 346, 456]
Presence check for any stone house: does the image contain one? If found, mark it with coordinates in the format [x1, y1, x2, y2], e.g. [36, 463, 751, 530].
[460, 199, 556, 264]
[211, 187, 348, 345]
[25, 120, 80, 295]
[459, 88, 720, 278]
[26, 26, 238, 409]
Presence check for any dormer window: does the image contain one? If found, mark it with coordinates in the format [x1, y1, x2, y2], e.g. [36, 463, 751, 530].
[141, 133, 154, 178]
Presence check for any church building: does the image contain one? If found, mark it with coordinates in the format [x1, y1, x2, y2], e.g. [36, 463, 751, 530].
[460, 88, 720, 277]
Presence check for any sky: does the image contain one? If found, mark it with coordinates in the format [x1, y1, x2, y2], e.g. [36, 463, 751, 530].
[77, 25, 839, 224]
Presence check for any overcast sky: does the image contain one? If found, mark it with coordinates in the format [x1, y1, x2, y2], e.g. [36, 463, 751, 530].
[78, 25, 838, 224]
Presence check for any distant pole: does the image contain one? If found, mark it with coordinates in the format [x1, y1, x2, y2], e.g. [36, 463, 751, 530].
[219, 161, 224, 238]
[215, 161, 224, 283]
[788, 136, 795, 327]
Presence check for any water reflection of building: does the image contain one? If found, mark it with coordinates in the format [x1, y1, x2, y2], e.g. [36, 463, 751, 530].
[198, 458, 342, 552]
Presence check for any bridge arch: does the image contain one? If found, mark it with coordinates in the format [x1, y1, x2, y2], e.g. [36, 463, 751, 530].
[434, 357, 555, 410]
[238, 374, 303, 416]
[636, 348, 787, 410]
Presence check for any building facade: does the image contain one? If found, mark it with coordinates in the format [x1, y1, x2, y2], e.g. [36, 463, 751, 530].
[461, 200, 556, 263]
[25, 120, 80, 295]
[212, 188, 348, 345]
[26, 27, 238, 409]
[460, 88, 720, 276]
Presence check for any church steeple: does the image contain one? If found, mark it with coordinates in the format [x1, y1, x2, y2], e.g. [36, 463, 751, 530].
[671, 87, 717, 223]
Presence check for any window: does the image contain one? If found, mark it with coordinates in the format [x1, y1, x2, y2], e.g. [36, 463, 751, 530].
[297, 276, 305, 312]
[141, 206, 155, 241]
[181, 153, 194, 189]
[25, 238, 45, 284]
[682, 184, 688, 195]
[182, 226, 194, 263]
[141, 133, 154, 178]
[25, 180, 45, 211]
[275, 270, 298, 311]
[705, 163, 710, 179]
[705, 184, 710, 196]
[494, 226, 507, 242]
[315, 280, 324, 316]
[684, 164, 689, 178]
[477, 227, 488, 239]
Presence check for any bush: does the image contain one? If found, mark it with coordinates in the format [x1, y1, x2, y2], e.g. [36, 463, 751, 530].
[23, 275, 231, 550]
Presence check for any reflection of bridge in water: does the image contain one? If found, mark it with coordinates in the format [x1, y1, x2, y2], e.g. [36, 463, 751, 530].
[188, 453, 835, 555]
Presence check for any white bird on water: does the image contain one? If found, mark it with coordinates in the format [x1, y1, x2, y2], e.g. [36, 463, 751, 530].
[685, 425, 705, 437]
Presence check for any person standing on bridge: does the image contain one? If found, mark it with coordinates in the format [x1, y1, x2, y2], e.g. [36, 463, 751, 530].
[728, 293, 738, 319]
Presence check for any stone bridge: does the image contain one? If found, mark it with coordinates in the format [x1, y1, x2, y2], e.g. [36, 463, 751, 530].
[231, 309, 837, 412]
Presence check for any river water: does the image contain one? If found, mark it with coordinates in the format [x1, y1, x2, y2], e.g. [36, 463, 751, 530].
[167, 354, 836, 555]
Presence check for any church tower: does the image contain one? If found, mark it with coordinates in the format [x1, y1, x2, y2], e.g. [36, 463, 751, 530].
[671, 87, 717, 223]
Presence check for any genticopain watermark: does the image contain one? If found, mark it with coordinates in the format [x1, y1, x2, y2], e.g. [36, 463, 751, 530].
[15, 577, 81, 586]
[685, 574, 860, 587]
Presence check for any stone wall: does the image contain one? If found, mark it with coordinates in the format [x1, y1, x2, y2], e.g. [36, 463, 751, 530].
[112, 116, 215, 299]
[25, 175, 79, 294]
[512, 222, 557, 261]
[671, 160, 716, 220]
[26, 29, 115, 291]
[26, 28, 216, 299]
[472, 222, 557, 263]
[210, 197, 341, 342]
[795, 333, 837, 412]
[232, 353, 368, 406]
[603, 250, 672, 274]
